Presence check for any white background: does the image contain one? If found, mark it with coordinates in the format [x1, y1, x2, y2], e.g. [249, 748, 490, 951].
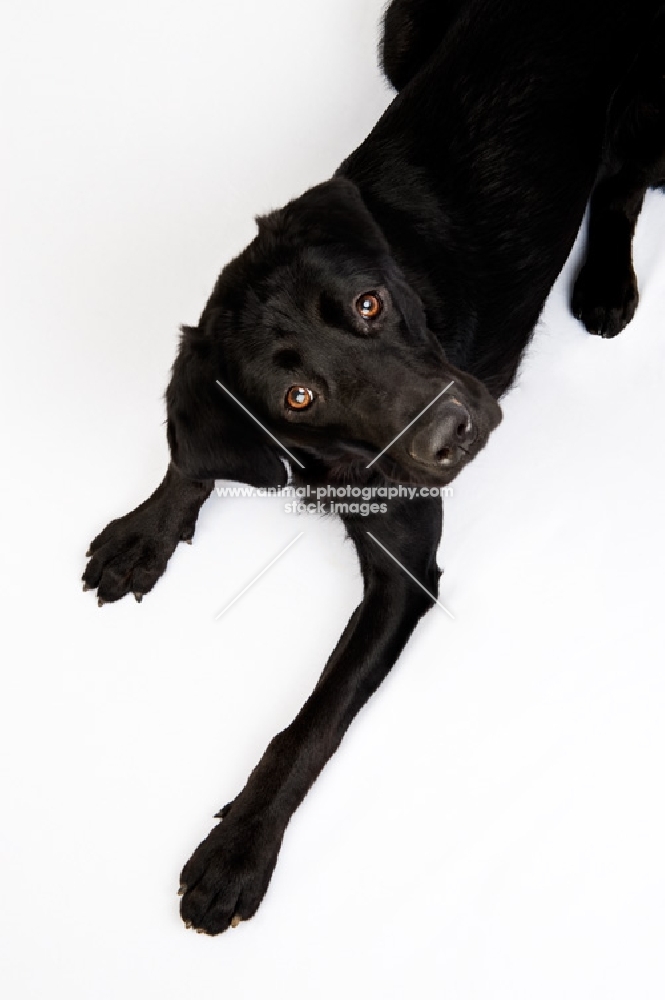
[1, 1, 664, 997]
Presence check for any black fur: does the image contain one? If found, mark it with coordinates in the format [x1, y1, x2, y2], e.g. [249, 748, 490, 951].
[83, 0, 665, 934]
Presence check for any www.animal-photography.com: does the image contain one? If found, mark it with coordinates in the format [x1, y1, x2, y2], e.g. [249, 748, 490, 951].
[2, 1, 664, 998]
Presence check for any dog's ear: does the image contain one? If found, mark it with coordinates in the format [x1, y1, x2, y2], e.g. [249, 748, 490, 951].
[258, 177, 391, 257]
[384, 257, 430, 341]
[166, 326, 288, 487]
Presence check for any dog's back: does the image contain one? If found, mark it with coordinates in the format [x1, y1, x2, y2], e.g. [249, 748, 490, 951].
[341, 0, 663, 388]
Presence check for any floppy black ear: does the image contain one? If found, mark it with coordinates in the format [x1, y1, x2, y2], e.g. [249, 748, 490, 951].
[166, 326, 288, 487]
[259, 177, 391, 257]
[383, 256, 430, 341]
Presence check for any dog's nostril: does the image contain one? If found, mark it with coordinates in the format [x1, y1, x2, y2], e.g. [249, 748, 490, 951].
[437, 445, 455, 465]
[455, 420, 468, 440]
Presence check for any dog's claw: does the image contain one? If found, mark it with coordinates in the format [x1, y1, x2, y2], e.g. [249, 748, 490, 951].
[231, 915, 242, 928]
[98, 597, 105, 608]
[133, 591, 143, 603]
[85, 548, 92, 558]
[178, 885, 186, 897]
[83, 582, 91, 592]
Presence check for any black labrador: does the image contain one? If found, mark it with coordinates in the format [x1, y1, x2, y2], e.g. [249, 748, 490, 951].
[83, 0, 665, 935]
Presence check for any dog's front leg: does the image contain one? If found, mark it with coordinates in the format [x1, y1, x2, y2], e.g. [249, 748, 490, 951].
[179, 495, 443, 935]
[83, 463, 213, 604]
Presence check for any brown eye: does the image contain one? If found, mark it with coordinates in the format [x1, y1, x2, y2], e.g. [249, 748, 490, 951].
[285, 386, 315, 410]
[356, 292, 383, 320]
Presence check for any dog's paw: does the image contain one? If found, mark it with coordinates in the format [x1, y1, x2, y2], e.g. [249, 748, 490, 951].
[179, 811, 282, 935]
[572, 261, 639, 339]
[83, 510, 192, 605]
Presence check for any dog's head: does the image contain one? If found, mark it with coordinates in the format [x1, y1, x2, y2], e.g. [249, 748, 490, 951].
[167, 178, 502, 487]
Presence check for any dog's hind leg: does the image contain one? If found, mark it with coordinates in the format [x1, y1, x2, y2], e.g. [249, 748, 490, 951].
[572, 27, 665, 339]
[380, 0, 465, 91]
[571, 168, 648, 338]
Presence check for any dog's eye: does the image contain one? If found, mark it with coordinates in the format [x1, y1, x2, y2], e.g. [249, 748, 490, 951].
[356, 292, 383, 320]
[285, 386, 315, 410]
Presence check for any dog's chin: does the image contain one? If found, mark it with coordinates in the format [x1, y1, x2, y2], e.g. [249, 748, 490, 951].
[374, 453, 470, 489]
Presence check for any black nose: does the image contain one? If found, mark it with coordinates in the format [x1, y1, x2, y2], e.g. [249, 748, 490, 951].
[408, 401, 475, 468]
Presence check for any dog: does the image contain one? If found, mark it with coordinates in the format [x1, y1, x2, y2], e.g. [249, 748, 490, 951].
[83, 0, 665, 935]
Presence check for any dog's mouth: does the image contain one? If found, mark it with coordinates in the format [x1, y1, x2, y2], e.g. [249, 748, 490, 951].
[369, 442, 479, 488]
